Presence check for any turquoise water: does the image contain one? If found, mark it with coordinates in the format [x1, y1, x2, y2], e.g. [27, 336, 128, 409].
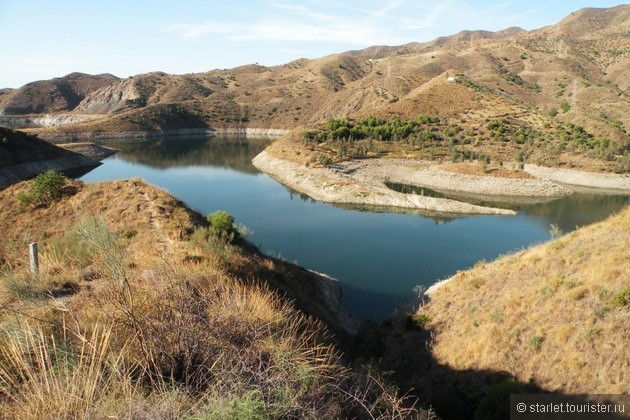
[79, 136, 629, 320]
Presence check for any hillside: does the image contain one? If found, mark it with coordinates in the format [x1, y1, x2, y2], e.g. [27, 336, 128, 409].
[0, 73, 119, 115]
[3, 5, 624, 173]
[0, 176, 427, 418]
[365, 205, 629, 417]
[0, 127, 100, 188]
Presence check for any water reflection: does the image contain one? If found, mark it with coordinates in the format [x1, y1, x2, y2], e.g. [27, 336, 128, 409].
[79, 136, 629, 320]
[105, 136, 271, 174]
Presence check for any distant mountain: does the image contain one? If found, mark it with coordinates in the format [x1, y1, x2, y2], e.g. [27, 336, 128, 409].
[0, 72, 119, 115]
[4, 5, 628, 156]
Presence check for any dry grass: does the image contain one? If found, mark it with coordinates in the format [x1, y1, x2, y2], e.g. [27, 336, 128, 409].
[0, 177, 429, 419]
[416, 205, 630, 394]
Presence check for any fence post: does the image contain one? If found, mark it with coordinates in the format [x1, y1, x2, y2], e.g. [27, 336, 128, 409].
[29, 242, 39, 275]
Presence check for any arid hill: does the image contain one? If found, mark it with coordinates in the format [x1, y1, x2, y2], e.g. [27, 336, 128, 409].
[0, 73, 119, 115]
[4, 6, 626, 152]
[0, 127, 100, 188]
[0, 176, 427, 418]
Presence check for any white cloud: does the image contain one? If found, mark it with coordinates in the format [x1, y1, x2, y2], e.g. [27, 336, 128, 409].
[162, 0, 445, 46]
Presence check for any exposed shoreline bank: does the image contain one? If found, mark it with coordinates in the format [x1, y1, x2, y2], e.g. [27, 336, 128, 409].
[252, 150, 630, 216]
[0, 155, 99, 189]
[253, 150, 516, 216]
[38, 127, 289, 144]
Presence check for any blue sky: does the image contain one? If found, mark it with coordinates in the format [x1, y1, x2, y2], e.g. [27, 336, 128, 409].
[0, 0, 623, 88]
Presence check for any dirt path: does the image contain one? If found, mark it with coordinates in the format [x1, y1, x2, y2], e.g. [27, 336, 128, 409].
[141, 191, 174, 254]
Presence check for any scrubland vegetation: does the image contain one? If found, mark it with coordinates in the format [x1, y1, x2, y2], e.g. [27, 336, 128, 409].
[299, 115, 627, 172]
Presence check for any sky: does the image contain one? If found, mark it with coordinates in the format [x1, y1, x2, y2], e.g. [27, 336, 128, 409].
[0, 0, 624, 88]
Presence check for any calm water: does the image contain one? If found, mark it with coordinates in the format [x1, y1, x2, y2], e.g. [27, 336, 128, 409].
[79, 136, 629, 320]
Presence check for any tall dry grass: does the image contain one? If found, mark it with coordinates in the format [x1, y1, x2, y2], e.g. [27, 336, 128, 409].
[0, 210, 428, 419]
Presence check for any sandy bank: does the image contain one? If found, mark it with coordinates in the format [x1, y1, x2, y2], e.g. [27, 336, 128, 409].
[39, 127, 288, 144]
[341, 159, 573, 198]
[253, 151, 515, 216]
[525, 164, 630, 193]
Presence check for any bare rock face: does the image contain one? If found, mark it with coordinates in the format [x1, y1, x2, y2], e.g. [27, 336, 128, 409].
[73, 78, 141, 114]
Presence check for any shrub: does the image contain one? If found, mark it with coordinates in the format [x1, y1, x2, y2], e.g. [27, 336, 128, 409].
[548, 107, 558, 117]
[560, 101, 570, 113]
[30, 170, 66, 206]
[123, 229, 137, 239]
[529, 335, 545, 351]
[610, 287, 629, 306]
[1, 272, 44, 299]
[407, 314, 430, 330]
[207, 210, 237, 241]
[16, 192, 32, 206]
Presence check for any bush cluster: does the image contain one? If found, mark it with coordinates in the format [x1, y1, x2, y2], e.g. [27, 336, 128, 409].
[305, 115, 440, 143]
[16, 170, 66, 207]
[557, 122, 610, 149]
[207, 210, 238, 241]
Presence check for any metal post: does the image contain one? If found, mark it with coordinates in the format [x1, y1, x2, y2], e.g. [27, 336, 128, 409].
[29, 242, 39, 275]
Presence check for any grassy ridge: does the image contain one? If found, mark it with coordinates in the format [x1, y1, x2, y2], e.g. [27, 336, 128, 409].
[0, 176, 428, 419]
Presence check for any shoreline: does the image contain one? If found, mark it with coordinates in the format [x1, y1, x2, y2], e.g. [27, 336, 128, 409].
[253, 150, 516, 216]
[37, 127, 289, 144]
[0, 155, 99, 190]
[337, 158, 575, 199]
[252, 150, 630, 217]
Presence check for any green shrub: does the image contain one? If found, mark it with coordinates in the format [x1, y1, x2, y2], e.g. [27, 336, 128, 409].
[610, 287, 630, 306]
[123, 229, 137, 239]
[30, 170, 66, 205]
[529, 335, 545, 351]
[548, 107, 558, 117]
[406, 314, 430, 330]
[207, 210, 237, 240]
[72, 216, 126, 283]
[16, 192, 32, 205]
[593, 306, 611, 319]
[560, 101, 570, 113]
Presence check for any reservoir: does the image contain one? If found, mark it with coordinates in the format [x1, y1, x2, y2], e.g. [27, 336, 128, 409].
[79, 136, 629, 320]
